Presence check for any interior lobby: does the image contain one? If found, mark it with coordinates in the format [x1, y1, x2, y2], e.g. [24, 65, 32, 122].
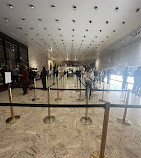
[0, 0, 141, 158]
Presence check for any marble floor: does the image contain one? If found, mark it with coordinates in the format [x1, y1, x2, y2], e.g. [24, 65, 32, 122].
[0, 75, 141, 158]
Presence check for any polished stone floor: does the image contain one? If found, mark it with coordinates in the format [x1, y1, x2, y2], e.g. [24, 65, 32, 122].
[0, 75, 141, 158]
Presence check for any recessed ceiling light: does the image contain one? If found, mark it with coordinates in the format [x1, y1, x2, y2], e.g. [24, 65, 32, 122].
[29, 4, 34, 8]
[72, 5, 76, 10]
[30, 28, 34, 30]
[89, 20, 92, 23]
[90, 44, 91, 45]
[86, 29, 88, 31]
[58, 28, 61, 30]
[21, 18, 26, 21]
[55, 19, 59, 22]
[95, 36, 97, 38]
[107, 36, 109, 38]
[106, 21, 108, 24]
[50, 5, 55, 9]
[38, 19, 42, 21]
[62, 40, 63, 41]
[7, 4, 13, 8]
[4, 18, 9, 21]
[44, 28, 47, 30]
[16, 27, 22, 30]
[115, 7, 119, 11]
[84, 36, 86, 38]
[100, 30, 102, 32]
[72, 20, 75, 23]
[94, 6, 98, 10]
[122, 21, 125, 24]
[72, 29, 75, 31]
[113, 30, 115, 32]
[136, 8, 140, 12]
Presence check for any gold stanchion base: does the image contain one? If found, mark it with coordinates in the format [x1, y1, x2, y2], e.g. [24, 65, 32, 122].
[6, 115, 20, 123]
[43, 116, 55, 124]
[90, 151, 108, 158]
[76, 98, 84, 101]
[80, 117, 92, 125]
[55, 98, 62, 101]
[117, 117, 131, 126]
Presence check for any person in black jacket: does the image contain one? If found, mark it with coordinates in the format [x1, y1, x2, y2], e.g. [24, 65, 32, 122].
[40, 67, 47, 90]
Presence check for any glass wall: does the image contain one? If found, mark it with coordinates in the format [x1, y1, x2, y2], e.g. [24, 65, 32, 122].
[0, 32, 28, 86]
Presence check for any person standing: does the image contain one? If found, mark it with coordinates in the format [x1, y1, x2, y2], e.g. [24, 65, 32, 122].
[11, 64, 19, 88]
[40, 67, 47, 90]
[19, 65, 29, 95]
[122, 67, 129, 89]
[84, 67, 94, 99]
[106, 69, 111, 84]
[132, 66, 141, 96]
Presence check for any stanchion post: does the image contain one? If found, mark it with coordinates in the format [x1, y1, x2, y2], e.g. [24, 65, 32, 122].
[32, 78, 37, 101]
[99, 81, 106, 102]
[90, 103, 110, 158]
[55, 77, 61, 101]
[76, 78, 83, 101]
[80, 87, 92, 125]
[6, 84, 20, 123]
[43, 88, 55, 124]
[117, 89, 131, 126]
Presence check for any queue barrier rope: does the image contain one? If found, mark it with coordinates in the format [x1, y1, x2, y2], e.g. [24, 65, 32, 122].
[1, 102, 141, 108]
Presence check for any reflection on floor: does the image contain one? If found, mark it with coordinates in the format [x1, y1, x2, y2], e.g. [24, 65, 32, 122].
[0, 75, 141, 158]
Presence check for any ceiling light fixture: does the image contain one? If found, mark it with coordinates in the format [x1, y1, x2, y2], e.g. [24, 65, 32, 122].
[115, 7, 119, 11]
[72, 5, 76, 10]
[55, 19, 59, 22]
[89, 20, 92, 23]
[4, 18, 9, 21]
[21, 18, 26, 21]
[16, 27, 22, 30]
[72, 29, 75, 31]
[136, 8, 140, 12]
[106, 21, 108, 24]
[72, 19, 75, 23]
[29, 4, 34, 8]
[94, 6, 98, 10]
[38, 19, 42, 21]
[7, 4, 13, 8]
[51, 5, 55, 9]
[122, 21, 125, 24]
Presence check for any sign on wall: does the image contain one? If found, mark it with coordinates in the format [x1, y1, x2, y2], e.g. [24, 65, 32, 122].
[5, 72, 12, 84]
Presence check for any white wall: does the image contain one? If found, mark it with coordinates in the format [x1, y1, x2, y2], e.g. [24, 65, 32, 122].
[95, 39, 141, 70]
[28, 46, 47, 72]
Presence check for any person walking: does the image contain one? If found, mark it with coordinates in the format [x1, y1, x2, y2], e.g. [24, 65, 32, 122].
[40, 67, 47, 90]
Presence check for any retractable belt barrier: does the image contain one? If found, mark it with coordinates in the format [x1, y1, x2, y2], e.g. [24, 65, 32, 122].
[1, 102, 141, 158]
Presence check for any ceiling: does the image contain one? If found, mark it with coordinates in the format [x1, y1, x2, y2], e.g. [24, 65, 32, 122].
[0, 0, 141, 62]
